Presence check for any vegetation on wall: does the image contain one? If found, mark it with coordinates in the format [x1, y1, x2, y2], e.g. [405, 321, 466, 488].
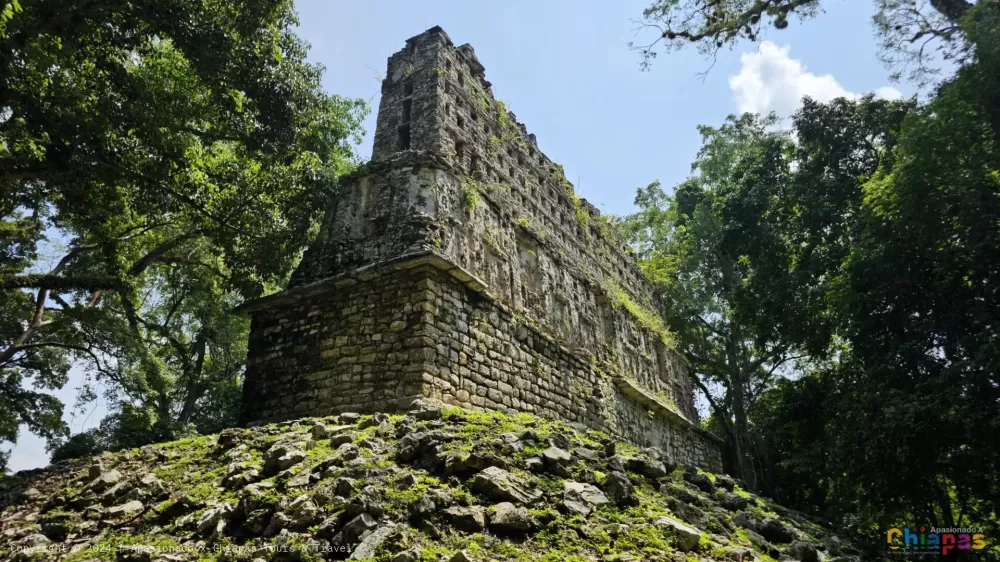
[603, 280, 675, 349]
[459, 179, 483, 215]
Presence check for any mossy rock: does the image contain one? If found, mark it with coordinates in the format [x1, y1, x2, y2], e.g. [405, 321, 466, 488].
[0, 407, 864, 562]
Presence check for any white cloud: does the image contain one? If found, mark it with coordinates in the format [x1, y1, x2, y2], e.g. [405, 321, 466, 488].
[874, 86, 905, 101]
[729, 42, 903, 116]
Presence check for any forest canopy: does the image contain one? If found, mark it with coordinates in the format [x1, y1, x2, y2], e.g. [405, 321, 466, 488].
[0, 0, 367, 469]
[621, 0, 999, 539]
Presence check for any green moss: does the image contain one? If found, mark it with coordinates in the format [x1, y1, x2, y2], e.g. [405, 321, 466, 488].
[647, 388, 677, 411]
[19, 406, 853, 562]
[603, 279, 676, 348]
[483, 223, 506, 256]
[244, 477, 283, 506]
[468, 85, 491, 113]
[151, 434, 217, 483]
[595, 213, 619, 240]
[734, 528, 754, 548]
[749, 503, 781, 520]
[444, 408, 543, 442]
[419, 542, 454, 562]
[187, 481, 223, 503]
[284, 533, 325, 562]
[382, 473, 441, 516]
[610, 520, 675, 556]
[65, 532, 184, 562]
[564, 184, 590, 229]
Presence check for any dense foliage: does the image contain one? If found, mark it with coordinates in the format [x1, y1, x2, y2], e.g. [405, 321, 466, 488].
[631, 0, 979, 84]
[0, 0, 367, 470]
[622, 0, 999, 538]
[1, 0, 996, 550]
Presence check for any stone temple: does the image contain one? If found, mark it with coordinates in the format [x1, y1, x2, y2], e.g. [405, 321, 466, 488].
[236, 27, 723, 470]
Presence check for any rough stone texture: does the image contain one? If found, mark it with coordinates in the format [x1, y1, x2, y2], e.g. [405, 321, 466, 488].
[237, 26, 722, 471]
[471, 466, 541, 505]
[0, 407, 862, 562]
[349, 523, 399, 560]
[562, 481, 609, 516]
[654, 516, 702, 552]
[488, 502, 532, 532]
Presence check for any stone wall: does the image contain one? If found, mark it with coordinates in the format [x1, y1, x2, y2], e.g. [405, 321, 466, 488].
[419, 264, 722, 470]
[285, 151, 699, 423]
[297, 26, 654, 316]
[241, 266, 428, 423]
[242, 260, 722, 471]
[239, 26, 723, 471]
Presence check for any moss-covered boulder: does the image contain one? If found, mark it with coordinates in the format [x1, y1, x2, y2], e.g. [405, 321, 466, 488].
[0, 406, 866, 562]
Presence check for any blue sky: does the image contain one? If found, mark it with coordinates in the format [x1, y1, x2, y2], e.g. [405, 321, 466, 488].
[6, 0, 914, 472]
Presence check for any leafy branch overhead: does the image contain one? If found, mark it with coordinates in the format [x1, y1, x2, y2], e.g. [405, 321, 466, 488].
[0, 0, 368, 469]
[631, 0, 977, 84]
[636, 0, 820, 56]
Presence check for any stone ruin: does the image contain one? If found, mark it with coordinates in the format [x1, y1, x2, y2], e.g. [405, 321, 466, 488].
[236, 26, 723, 471]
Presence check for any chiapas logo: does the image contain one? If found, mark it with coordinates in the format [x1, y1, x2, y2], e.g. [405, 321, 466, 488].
[887, 526, 987, 556]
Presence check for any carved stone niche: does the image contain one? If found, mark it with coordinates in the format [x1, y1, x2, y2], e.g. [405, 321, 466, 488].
[515, 230, 542, 296]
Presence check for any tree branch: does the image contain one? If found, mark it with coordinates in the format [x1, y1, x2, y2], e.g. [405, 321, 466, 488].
[177, 330, 209, 424]
[12, 341, 117, 379]
[126, 230, 207, 277]
[0, 274, 127, 292]
[689, 370, 735, 441]
[136, 316, 192, 373]
[0, 230, 206, 366]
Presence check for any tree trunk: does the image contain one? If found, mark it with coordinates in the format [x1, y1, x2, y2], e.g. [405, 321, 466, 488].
[717, 256, 759, 489]
[730, 371, 758, 491]
[725, 328, 758, 490]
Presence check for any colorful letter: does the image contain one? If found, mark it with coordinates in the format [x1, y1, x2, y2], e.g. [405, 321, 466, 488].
[942, 533, 956, 556]
[887, 528, 903, 550]
[973, 534, 986, 550]
[905, 528, 920, 549]
[926, 533, 940, 551]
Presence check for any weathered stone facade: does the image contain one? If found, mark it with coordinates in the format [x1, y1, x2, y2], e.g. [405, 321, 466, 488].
[237, 27, 722, 471]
